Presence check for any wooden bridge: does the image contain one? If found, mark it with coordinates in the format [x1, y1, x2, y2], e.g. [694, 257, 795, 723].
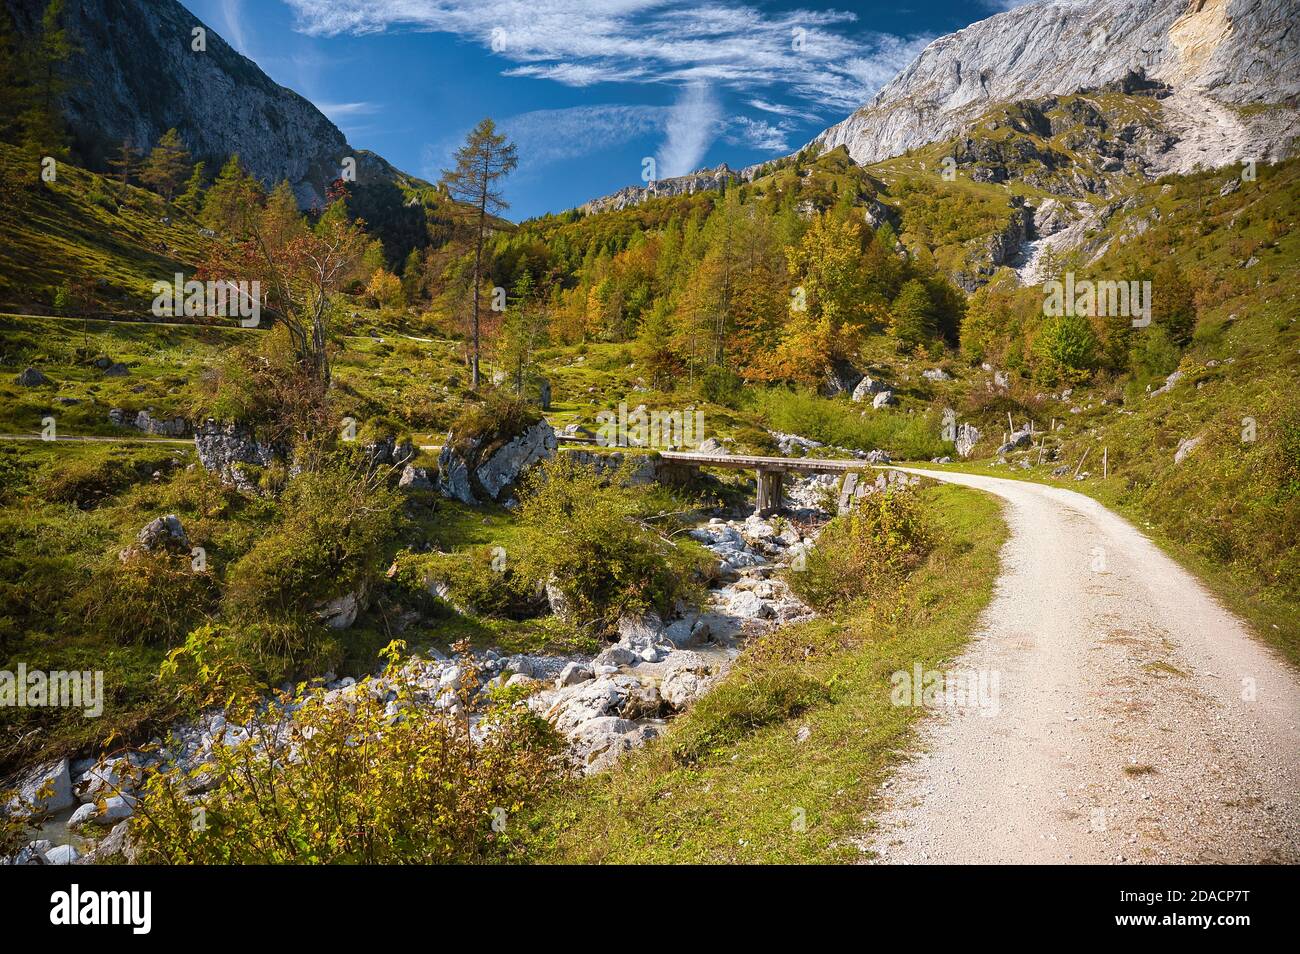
[657, 450, 872, 516]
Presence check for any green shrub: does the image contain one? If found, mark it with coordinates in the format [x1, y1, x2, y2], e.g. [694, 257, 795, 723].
[750, 387, 946, 459]
[75, 550, 219, 647]
[391, 547, 543, 620]
[39, 448, 164, 508]
[514, 456, 705, 631]
[668, 669, 831, 766]
[222, 459, 401, 675]
[134, 645, 562, 863]
[447, 392, 541, 453]
[786, 485, 932, 611]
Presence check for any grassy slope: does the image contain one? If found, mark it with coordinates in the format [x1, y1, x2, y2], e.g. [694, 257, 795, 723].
[0, 143, 206, 312]
[926, 159, 1300, 663]
[536, 482, 1006, 863]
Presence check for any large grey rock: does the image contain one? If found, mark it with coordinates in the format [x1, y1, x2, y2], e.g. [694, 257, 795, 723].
[660, 653, 714, 710]
[134, 410, 188, 436]
[11, 759, 75, 814]
[821, 359, 863, 398]
[955, 423, 981, 458]
[555, 662, 593, 688]
[194, 419, 278, 493]
[43, 844, 79, 865]
[436, 419, 557, 505]
[996, 429, 1034, 456]
[314, 590, 361, 630]
[569, 717, 658, 773]
[398, 465, 432, 490]
[871, 390, 896, 410]
[851, 377, 887, 402]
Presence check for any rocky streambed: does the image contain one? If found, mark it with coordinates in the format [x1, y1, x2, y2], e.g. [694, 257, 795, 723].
[3, 474, 838, 866]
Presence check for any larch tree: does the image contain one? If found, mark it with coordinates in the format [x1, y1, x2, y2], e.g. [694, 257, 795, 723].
[440, 118, 517, 389]
[140, 128, 191, 200]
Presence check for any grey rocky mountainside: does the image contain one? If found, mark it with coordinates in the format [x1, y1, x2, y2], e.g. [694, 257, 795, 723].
[5, 0, 416, 207]
[577, 0, 1299, 214]
[580, 163, 758, 214]
[809, 0, 1300, 173]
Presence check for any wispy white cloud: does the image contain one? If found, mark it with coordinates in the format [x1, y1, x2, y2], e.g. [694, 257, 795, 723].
[315, 100, 380, 119]
[726, 115, 793, 152]
[283, 0, 931, 112]
[657, 82, 723, 177]
[501, 103, 665, 169]
[219, 0, 251, 55]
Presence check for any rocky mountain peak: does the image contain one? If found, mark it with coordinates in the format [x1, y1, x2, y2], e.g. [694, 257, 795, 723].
[808, 0, 1300, 173]
[8, 0, 411, 208]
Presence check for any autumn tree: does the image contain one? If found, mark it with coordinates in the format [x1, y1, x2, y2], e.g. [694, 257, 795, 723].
[202, 178, 366, 388]
[441, 118, 517, 388]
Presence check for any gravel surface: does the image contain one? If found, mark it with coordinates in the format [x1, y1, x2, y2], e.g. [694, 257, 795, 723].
[863, 468, 1300, 864]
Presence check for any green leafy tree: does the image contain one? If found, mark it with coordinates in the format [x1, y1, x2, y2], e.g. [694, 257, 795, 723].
[496, 270, 548, 395]
[1152, 260, 1196, 346]
[1034, 312, 1099, 385]
[201, 154, 265, 236]
[139, 128, 191, 200]
[889, 278, 936, 353]
[175, 160, 206, 213]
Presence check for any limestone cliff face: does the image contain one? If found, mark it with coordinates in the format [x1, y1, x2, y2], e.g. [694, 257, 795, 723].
[7, 0, 410, 207]
[579, 163, 755, 214]
[808, 0, 1300, 171]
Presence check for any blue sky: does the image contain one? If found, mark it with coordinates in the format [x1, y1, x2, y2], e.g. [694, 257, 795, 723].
[179, 1, 1026, 220]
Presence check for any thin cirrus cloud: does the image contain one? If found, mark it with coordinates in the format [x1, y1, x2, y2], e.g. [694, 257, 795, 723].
[282, 0, 932, 112]
[431, 91, 781, 185]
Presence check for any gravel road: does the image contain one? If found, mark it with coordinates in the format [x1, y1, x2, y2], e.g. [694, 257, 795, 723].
[864, 468, 1300, 864]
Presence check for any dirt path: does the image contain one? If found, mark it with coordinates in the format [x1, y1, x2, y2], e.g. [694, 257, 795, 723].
[864, 468, 1300, 864]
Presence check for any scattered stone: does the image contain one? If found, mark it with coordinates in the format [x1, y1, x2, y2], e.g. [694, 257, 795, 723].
[15, 367, 50, 386]
[134, 514, 190, 553]
[871, 390, 897, 410]
[43, 844, 79, 865]
[10, 758, 75, 814]
[1149, 369, 1183, 398]
[556, 662, 593, 688]
[398, 464, 433, 489]
[851, 376, 887, 402]
[1174, 434, 1204, 465]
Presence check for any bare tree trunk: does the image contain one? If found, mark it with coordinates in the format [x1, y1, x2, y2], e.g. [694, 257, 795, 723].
[471, 188, 487, 390]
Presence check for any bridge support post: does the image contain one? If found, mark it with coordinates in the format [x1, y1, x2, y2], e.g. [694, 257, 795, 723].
[755, 468, 783, 516]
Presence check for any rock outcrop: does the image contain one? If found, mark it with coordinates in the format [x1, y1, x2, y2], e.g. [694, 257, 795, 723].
[580, 163, 754, 214]
[808, 0, 1300, 174]
[437, 419, 557, 505]
[9, 0, 419, 209]
[193, 419, 279, 493]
